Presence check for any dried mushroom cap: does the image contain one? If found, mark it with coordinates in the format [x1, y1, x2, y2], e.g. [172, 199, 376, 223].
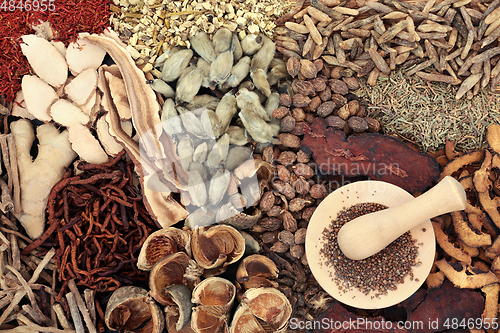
[149, 252, 202, 306]
[105, 286, 164, 333]
[137, 227, 191, 271]
[191, 225, 245, 269]
[191, 277, 235, 333]
[230, 288, 292, 333]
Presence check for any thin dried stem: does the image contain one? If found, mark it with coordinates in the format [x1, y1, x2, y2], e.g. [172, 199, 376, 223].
[7, 135, 20, 216]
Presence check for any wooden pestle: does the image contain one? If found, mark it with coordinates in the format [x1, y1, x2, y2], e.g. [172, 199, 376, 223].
[337, 176, 467, 260]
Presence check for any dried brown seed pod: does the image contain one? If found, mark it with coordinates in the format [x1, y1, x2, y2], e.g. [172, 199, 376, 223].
[287, 57, 300, 78]
[330, 66, 343, 79]
[348, 116, 369, 132]
[291, 108, 306, 122]
[259, 216, 283, 231]
[279, 94, 292, 107]
[313, 59, 324, 72]
[295, 228, 307, 244]
[309, 96, 322, 112]
[105, 286, 165, 333]
[229, 288, 292, 333]
[318, 87, 332, 101]
[277, 151, 297, 165]
[347, 100, 360, 116]
[278, 133, 301, 148]
[272, 180, 295, 200]
[277, 164, 291, 182]
[281, 210, 298, 233]
[317, 101, 336, 117]
[296, 150, 310, 163]
[271, 106, 290, 119]
[289, 198, 307, 212]
[137, 228, 191, 271]
[325, 115, 345, 129]
[191, 277, 236, 333]
[291, 121, 306, 136]
[300, 59, 318, 79]
[343, 76, 360, 90]
[310, 77, 327, 92]
[292, 80, 316, 96]
[293, 177, 310, 195]
[191, 225, 245, 269]
[259, 191, 275, 212]
[329, 79, 349, 95]
[293, 163, 315, 178]
[270, 240, 289, 253]
[292, 94, 312, 108]
[310, 184, 328, 199]
[149, 252, 202, 306]
[365, 117, 381, 132]
[236, 254, 279, 290]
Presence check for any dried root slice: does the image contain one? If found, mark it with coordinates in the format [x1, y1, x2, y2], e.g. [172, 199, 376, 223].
[230, 288, 292, 333]
[21, 75, 58, 122]
[164, 285, 194, 332]
[11, 91, 35, 120]
[103, 71, 132, 120]
[191, 225, 245, 270]
[137, 227, 191, 271]
[21, 34, 68, 88]
[50, 99, 109, 164]
[96, 117, 132, 156]
[473, 150, 500, 228]
[486, 236, 500, 260]
[488, 124, 500, 155]
[64, 68, 98, 105]
[451, 211, 492, 248]
[79, 89, 98, 117]
[426, 271, 445, 289]
[440, 151, 484, 180]
[105, 286, 165, 333]
[432, 222, 471, 264]
[435, 258, 498, 289]
[481, 283, 499, 325]
[149, 252, 202, 306]
[66, 34, 107, 75]
[236, 254, 279, 290]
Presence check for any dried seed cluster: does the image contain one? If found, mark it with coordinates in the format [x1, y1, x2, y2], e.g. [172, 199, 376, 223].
[110, 0, 292, 67]
[278, 0, 500, 100]
[320, 203, 418, 296]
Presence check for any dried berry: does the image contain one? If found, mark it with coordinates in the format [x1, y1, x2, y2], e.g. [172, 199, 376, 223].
[347, 100, 360, 116]
[330, 94, 347, 108]
[329, 79, 349, 95]
[295, 228, 307, 244]
[337, 104, 350, 120]
[365, 117, 381, 132]
[259, 217, 283, 231]
[310, 184, 328, 199]
[330, 66, 343, 79]
[277, 151, 297, 165]
[281, 210, 298, 233]
[289, 198, 307, 212]
[293, 177, 310, 195]
[318, 87, 332, 102]
[343, 76, 360, 90]
[313, 59, 324, 72]
[301, 207, 316, 222]
[310, 77, 327, 92]
[291, 108, 306, 122]
[277, 164, 291, 182]
[296, 150, 310, 163]
[292, 80, 316, 96]
[273, 180, 295, 199]
[325, 115, 345, 130]
[279, 230, 295, 246]
[291, 122, 305, 136]
[290, 245, 305, 259]
[278, 133, 301, 148]
[309, 96, 322, 112]
[270, 241, 289, 253]
[348, 116, 369, 132]
[304, 113, 316, 124]
[259, 191, 275, 212]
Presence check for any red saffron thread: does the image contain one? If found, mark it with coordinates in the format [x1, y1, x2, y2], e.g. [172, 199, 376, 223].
[0, 0, 111, 103]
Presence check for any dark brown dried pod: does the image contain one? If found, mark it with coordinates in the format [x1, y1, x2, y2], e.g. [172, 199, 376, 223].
[259, 217, 283, 231]
[293, 163, 315, 179]
[330, 94, 347, 108]
[317, 101, 336, 117]
[329, 79, 349, 95]
[272, 180, 295, 200]
[293, 177, 310, 195]
[287, 57, 300, 78]
[347, 100, 360, 116]
[278, 133, 301, 148]
[292, 94, 312, 108]
[313, 59, 324, 72]
[291, 122, 305, 136]
[365, 117, 381, 132]
[318, 87, 332, 102]
[292, 80, 316, 96]
[277, 151, 297, 165]
[291, 108, 306, 121]
[259, 191, 275, 212]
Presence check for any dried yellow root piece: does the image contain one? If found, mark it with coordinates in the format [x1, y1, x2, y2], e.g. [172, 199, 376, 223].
[426, 271, 445, 289]
[481, 283, 499, 326]
[435, 258, 498, 289]
[432, 222, 472, 265]
[451, 211, 491, 248]
[473, 150, 500, 228]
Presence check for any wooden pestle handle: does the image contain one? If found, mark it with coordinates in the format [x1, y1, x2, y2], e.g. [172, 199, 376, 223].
[337, 176, 467, 260]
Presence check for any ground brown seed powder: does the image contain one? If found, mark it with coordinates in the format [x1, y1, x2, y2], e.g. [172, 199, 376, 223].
[320, 203, 418, 296]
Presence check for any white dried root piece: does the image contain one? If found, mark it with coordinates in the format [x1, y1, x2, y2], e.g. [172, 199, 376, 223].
[102, 70, 131, 120]
[96, 117, 132, 157]
[50, 99, 109, 164]
[20, 35, 68, 88]
[21, 75, 58, 122]
[79, 89, 98, 117]
[66, 34, 106, 75]
[435, 258, 498, 289]
[11, 119, 76, 239]
[50, 40, 66, 58]
[11, 91, 35, 120]
[64, 68, 98, 106]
